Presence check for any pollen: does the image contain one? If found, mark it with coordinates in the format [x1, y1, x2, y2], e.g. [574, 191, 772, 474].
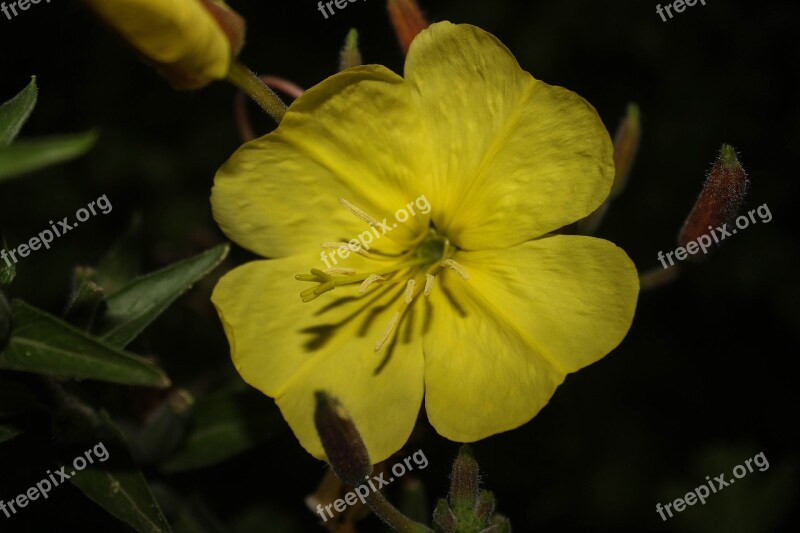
[338, 198, 383, 228]
[374, 311, 401, 352]
[441, 259, 470, 280]
[358, 274, 385, 295]
[424, 274, 435, 296]
[404, 279, 416, 304]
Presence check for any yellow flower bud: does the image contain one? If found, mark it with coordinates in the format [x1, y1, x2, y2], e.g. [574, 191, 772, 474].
[85, 0, 245, 89]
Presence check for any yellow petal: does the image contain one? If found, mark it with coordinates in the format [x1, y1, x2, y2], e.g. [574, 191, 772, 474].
[423, 235, 638, 441]
[85, 0, 232, 89]
[405, 22, 614, 249]
[212, 66, 433, 259]
[212, 253, 425, 462]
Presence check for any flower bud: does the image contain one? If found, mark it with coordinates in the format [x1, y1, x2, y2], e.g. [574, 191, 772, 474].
[387, 0, 430, 54]
[84, 0, 245, 89]
[434, 446, 510, 531]
[611, 103, 641, 199]
[340, 29, 363, 71]
[678, 144, 748, 254]
[449, 445, 479, 512]
[313, 390, 372, 485]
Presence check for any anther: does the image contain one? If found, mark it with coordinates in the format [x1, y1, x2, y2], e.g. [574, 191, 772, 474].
[357, 274, 385, 295]
[322, 241, 370, 257]
[374, 312, 400, 352]
[424, 274, 435, 296]
[440, 259, 470, 280]
[404, 279, 416, 304]
[338, 198, 383, 228]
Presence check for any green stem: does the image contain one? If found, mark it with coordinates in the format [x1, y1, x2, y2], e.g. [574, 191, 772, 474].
[226, 61, 287, 124]
[365, 490, 435, 533]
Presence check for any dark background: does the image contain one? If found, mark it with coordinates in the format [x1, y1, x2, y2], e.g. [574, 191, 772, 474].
[0, 0, 798, 531]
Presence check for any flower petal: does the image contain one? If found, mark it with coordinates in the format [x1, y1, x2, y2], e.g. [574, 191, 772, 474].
[212, 66, 433, 259]
[423, 235, 638, 441]
[405, 22, 614, 249]
[212, 254, 425, 462]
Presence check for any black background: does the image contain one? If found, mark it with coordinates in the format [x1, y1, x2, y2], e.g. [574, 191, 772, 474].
[0, 0, 798, 531]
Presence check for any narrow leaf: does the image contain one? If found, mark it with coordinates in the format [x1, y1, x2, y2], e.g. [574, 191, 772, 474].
[97, 244, 229, 348]
[160, 388, 277, 473]
[0, 131, 98, 182]
[0, 76, 37, 147]
[61, 410, 172, 533]
[0, 300, 170, 387]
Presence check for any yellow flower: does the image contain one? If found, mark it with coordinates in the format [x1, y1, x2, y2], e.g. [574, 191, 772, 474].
[211, 22, 639, 463]
[84, 0, 244, 89]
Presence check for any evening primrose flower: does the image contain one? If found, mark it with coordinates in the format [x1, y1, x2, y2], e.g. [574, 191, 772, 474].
[84, 0, 244, 89]
[211, 22, 639, 463]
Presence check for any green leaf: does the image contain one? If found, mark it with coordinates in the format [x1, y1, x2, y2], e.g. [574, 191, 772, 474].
[59, 409, 172, 533]
[0, 421, 23, 443]
[0, 131, 98, 182]
[97, 244, 229, 349]
[160, 388, 278, 473]
[0, 300, 170, 387]
[0, 76, 37, 147]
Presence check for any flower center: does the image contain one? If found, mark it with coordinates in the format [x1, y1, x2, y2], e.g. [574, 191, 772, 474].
[295, 198, 470, 351]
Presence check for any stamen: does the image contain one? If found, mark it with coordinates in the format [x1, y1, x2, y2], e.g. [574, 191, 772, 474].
[404, 279, 416, 304]
[322, 241, 370, 257]
[440, 259, 470, 280]
[374, 312, 401, 352]
[338, 198, 383, 228]
[424, 274, 435, 296]
[357, 274, 385, 295]
[325, 268, 356, 275]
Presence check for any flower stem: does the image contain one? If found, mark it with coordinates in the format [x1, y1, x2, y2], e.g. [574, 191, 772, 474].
[226, 61, 287, 123]
[365, 490, 435, 533]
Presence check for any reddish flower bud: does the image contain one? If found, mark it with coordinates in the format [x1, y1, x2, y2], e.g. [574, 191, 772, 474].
[313, 391, 372, 485]
[387, 0, 430, 54]
[611, 103, 641, 199]
[678, 144, 748, 255]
